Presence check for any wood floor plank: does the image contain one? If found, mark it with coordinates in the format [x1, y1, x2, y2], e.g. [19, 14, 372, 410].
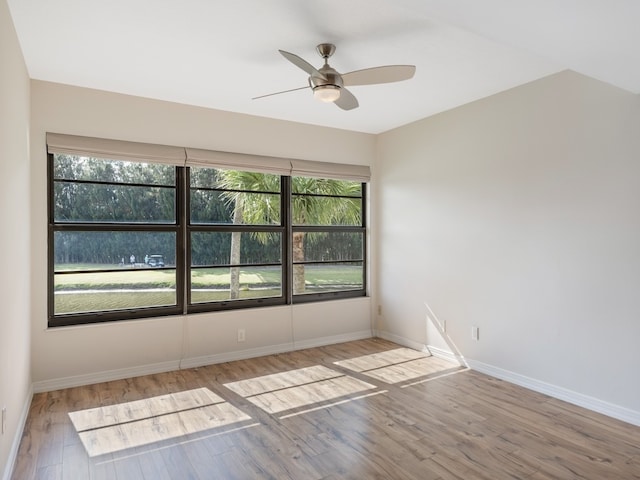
[11, 338, 640, 479]
[60, 442, 89, 480]
[152, 443, 200, 480]
[245, 375, 376, 414]
[12, 417, 39, 479]
[133, 446, 176, 480]
[224, 365, 344, 397]
[88, 452, 118, 480]
[230, 420, 322, 479]
[34, 464, 61, 480]
[333, 347, 428, 372]
[111, 452, 145, 480]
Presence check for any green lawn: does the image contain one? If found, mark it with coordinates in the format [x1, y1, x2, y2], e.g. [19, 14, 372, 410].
[55, 289, 282, 314]
[54, 264, 362, 314]
[55, 265, 362, 289]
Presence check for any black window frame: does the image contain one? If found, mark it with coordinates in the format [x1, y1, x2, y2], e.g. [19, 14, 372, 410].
[48, 157, 185, 327]
[186, 170, 290, 313]
[48, 154, 367, 327]
[290, 180, 367, 304]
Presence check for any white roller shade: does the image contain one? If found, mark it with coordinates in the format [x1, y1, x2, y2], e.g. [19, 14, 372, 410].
[46, 133, 186, 166]
[185, 148, 292, 175]
[290, 159, 371, 182]
[47, 133, 371, 181]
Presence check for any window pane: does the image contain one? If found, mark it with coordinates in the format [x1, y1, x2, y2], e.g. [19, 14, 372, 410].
[292, 177, 361, 196]
[53, 155, 175, 185]
[294, 232, 363, 262]
[190, 167, 280, 192]
[190, 167, 281, 225]
[191, 232, 281, 266]
[293, 262, 364, 295]
[190, 188, 229, 223]
[54, 230, 177, 315]
[54, 182, 176, 223]
[191, 266, 282, 303]
[54, 231, 176, 269]
[55, 270, 177, 314]
[292, 195, 361, 226]
[190, 190, 280, 224]
[52, 154, 176, 224]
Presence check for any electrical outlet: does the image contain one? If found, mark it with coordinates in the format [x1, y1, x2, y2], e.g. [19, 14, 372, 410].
[2, 406, 6, 434]
[472, 325, 479, 341]
[237, 328, 246, 342]
[377, 305, 382, 315]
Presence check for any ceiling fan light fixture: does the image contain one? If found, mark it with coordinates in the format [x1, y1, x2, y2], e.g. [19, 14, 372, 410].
[313, 85, 341, 103]
[261, 44, 415, 111]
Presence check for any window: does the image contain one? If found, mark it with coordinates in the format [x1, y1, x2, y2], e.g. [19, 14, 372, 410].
[47, 134, 368, 327]
[49, 155, 183, 326]
[188, 167, 285, 311]
[291, 177, 365, 300]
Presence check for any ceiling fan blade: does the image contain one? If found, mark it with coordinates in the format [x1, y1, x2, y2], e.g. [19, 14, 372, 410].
[279, 50, 327, 80]
[342, 65, 416, 87]
[335, 87, 358, 111]
[252, 86, 308, 100]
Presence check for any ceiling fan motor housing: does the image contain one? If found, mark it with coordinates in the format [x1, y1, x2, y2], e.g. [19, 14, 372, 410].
[309, 66, 343, 90]
[310, 43, 343, 91]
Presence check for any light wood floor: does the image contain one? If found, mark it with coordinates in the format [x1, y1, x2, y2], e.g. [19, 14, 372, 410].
[12, 338, 640, 479]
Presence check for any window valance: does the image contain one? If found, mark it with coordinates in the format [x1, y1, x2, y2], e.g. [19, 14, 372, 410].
[47, 133, 371, 181]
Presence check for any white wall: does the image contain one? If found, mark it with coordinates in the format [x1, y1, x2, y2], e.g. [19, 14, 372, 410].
[375, 70, 640, 423]
[30, 81, 374, 388]
[0, 0, 32, 477]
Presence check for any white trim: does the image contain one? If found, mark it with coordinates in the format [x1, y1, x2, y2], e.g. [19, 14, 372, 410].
[180, 342, 294, 369]
[374, 331, 467, 366]
[374, 329, 428, 353]
[2, 385, 33, 480]
[32, 360, 181, 393]
[426, 344, 468, 367]
[182, 331, 373, 369]
[292, 330, 373, 351]
[467, 358, 640, 427]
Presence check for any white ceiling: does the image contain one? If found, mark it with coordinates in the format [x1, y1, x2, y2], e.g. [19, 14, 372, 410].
[7, 0, 640, 134]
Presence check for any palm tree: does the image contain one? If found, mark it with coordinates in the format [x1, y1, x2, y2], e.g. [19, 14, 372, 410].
[290, 177, 362, 294]
[215, 170, 281, 298]
[216, 170, 361, 298]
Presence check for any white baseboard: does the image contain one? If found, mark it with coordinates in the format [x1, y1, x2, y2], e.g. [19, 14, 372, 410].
[374, 331, 467, 367]
[426, 344, 467, 367]
[32, 360, 181, 393]
[182, 331, 373, 369]
[467, 358, 640, 427]
[179, 342, 295, 369]
[2, 385, 33, 480]
[374, 329, 428, 353]
[292, 330, 373, 351]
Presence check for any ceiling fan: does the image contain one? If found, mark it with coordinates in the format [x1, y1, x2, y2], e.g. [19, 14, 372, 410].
[253, 43, 416, 111]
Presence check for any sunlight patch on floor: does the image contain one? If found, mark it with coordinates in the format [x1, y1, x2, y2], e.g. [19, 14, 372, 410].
[224, 365, 377, 414]
[335, 348, 458, 384]
[69, 387, 251, 457]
